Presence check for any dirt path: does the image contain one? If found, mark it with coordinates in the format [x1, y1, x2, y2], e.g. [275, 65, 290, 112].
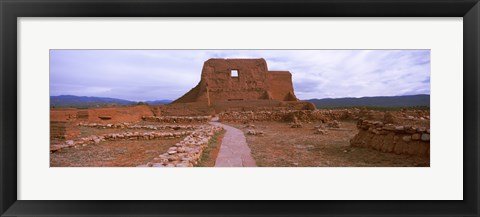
[210, 117, 257, 167]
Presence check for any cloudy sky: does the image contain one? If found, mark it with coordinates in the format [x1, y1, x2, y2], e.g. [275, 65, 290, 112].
[50, 50, 430, 101]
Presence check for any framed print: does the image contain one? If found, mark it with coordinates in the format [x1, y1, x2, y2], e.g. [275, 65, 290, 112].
[1, 0, 479, 216]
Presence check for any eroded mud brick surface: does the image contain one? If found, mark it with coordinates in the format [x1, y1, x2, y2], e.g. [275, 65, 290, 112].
[174, 58, 298, 104]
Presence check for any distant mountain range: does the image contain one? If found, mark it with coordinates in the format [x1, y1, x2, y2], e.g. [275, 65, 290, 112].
[50, 95, 172, 108]
[144, 100, 173, 105]
[306, 94, 429, 108]
[51, 94, 429, 109]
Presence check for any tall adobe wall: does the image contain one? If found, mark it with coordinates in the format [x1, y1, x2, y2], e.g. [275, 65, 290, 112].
[267, 71, 297, 101]
[173, 58, 298, 105]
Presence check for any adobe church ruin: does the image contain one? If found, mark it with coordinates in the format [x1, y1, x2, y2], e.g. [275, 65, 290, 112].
[174, 58, 300, 105]
[151, 58, 314, 116]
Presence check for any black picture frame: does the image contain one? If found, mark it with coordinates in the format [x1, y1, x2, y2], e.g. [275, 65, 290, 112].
[1, 0, 479, 216]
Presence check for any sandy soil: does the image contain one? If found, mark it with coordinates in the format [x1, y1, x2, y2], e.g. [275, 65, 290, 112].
[228, 121, 429, 167]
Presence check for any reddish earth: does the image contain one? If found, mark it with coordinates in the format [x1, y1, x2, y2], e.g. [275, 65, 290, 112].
[50, 104, 430, 167]
[228, 121, 429, 167]
[50, 138, 183, 167]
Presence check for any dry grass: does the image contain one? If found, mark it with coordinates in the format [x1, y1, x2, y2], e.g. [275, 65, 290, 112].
[196, 130, 225, 167]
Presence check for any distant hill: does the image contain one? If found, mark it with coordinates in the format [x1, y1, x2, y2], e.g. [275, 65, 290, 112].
[50, 95, 172, 108]
[51, 94, 429, 109]
[145, 100, 173, 105]
[306, 94, 429, 109]
[50, 95, 136, 108]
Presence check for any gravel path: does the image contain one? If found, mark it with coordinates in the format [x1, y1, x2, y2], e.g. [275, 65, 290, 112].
[210, 117, 257, 167]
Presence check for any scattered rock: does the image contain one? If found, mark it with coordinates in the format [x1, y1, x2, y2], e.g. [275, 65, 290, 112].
[142, 116, 211, 123]
[412, 134, 421, 140]
[404, 126, 417, 134]
[382, 124, 396, 131]
[421, 133, 430, 141]
[314, 129, 328, 135]
[140, 125, 223, 167]
[247, 130, 264, 136]
[314, 125, 325, 130]
[326, 120, 340, 128]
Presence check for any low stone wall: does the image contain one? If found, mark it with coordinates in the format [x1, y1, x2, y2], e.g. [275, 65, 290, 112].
[141, 115, 211, 123]
[350, 119, 430, 157]
[50, 130, 192, 153]
[150, 103, 215, 116]
[78, 122, 196, 130]
[139, 125, 224, 167]
[218, 110, 335, 123]
[218, 108, 432, 124]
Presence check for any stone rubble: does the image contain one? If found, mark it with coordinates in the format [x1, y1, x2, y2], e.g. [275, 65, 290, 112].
[218, 109, 430, 125]
[78, 122, 196, 130]
[50, 130, 193, 153]
[246, 129, 265, 136]
[141, 116, 211, 123]
[314, 128, 328, 135]
[138, 125, 223, 167]
[219, 110, 329, 123]
[290, 116, 303, 128]
[244, 124, 256, 129]
[326, 120, 341, 128]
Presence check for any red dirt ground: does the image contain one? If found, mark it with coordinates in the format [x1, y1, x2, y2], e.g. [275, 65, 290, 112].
[50, 138, 183, 167]
[228, 121, 429, 167]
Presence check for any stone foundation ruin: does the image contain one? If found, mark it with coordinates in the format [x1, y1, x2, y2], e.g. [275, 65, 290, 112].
[350, 119, 430, 157]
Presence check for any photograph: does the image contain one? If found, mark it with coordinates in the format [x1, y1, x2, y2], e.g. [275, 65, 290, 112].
[49, 49, 430, 167]
[3, 0, 476, 215]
